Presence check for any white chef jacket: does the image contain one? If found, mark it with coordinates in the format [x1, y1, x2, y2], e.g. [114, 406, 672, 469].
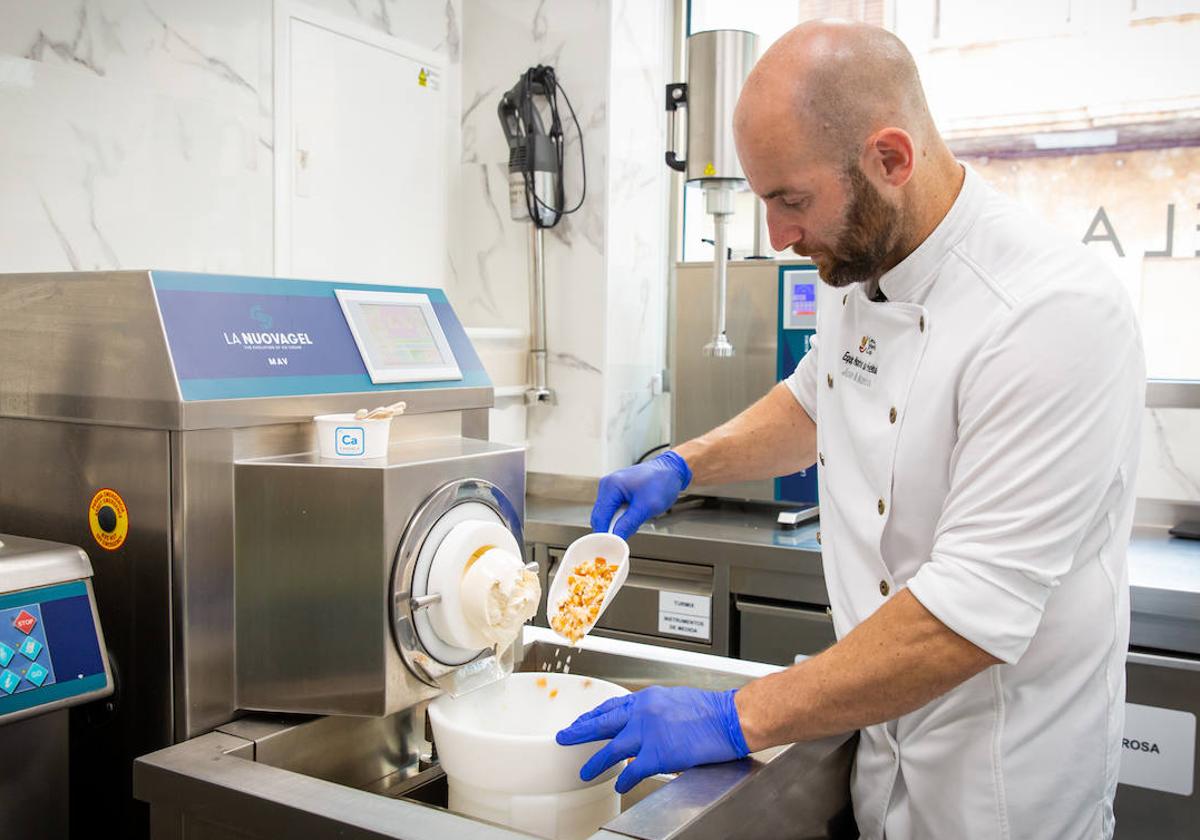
[785, 164, 1145, 840]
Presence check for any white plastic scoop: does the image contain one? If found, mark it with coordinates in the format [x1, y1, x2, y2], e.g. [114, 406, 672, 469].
[545, 532, 630, 645]
[354, 399, 407, 420]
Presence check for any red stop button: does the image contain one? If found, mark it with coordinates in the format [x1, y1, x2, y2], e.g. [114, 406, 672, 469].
[13, 610, 36, 635]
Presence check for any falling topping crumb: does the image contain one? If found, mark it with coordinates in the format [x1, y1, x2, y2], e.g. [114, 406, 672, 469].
[535, 676, 547, 689]
[549, 689, 559, 699]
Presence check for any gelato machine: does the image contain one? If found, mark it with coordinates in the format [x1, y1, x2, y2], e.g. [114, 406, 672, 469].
[0, 270, 855, 839]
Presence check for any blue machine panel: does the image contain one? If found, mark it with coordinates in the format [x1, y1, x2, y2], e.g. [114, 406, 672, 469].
[776, 265, 820, 505]
[0, 581, 109, 720]
[150, 271, 491, 401]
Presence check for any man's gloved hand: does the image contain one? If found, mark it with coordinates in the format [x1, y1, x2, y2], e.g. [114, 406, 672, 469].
[556, 686, 750, 794]
[590, 451, 692, 540]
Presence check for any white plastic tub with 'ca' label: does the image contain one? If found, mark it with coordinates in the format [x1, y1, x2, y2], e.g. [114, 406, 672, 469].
[313, 413, 391, 459]
[428, 672, 629, 840]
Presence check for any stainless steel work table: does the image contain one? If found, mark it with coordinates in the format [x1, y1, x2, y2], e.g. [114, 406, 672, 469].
[526, 496, 1200, 658]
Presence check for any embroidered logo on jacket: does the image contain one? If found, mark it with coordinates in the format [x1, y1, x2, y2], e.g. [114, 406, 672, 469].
[842, 335, 879, 387]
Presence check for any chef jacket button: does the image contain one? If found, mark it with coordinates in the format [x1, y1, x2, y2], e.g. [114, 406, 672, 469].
[816, 530, 822, 545]
[879, 580, 890, 597]
[877, 498, 886, 515]
[827, 373, 833, 389]
[919, 316, 925, 332]
[819, 452, 825, 466]
[889, 406, 897, 424]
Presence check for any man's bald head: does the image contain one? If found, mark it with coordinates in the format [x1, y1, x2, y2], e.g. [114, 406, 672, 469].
[735, 20, 937, 165]
[733, 22, 962, 286]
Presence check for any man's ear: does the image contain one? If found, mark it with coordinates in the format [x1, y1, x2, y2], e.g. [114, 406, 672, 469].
[864, 127, 915, 187]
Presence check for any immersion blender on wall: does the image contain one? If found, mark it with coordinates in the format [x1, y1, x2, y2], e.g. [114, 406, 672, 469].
[666, 29, 759, 357]
[498, 65, 587, 404]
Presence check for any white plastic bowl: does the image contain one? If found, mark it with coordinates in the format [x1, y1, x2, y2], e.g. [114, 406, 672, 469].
[428, 672, 629, 794]
[313, 413, 390, 459]
[429, 672, 630, 840]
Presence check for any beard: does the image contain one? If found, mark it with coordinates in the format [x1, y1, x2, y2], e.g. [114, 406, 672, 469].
[802, 165, 905, 289]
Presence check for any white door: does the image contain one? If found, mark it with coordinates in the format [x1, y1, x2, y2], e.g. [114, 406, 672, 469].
[279, 11, 446, 285]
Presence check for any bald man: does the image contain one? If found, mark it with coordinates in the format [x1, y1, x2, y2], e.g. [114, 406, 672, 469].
[559, 21, 1144, 840]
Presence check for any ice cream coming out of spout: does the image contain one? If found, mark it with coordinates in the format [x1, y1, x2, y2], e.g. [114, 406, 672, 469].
[480, 566, 540, 646]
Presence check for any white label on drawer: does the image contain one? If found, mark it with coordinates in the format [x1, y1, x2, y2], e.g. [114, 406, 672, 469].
[1119, 703, 1195, 796]
[658, 591, 711, 642]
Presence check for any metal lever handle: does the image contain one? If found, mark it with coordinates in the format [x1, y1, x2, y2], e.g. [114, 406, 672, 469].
[665, 83, 687, 172]
[410, 593, 442, 611]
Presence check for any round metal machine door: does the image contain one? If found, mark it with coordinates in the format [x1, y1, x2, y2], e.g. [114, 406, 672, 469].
[390, 478, 531, 690]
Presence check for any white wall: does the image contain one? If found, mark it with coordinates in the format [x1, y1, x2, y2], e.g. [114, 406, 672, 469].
[604, 0, 670, 470]
[0, 0, 461, 276]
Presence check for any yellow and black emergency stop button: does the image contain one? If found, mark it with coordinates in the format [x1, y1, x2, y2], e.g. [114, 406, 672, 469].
[88, 488, 128, 551]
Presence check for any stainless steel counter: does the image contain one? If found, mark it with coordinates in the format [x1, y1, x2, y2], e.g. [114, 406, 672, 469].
[134, 629, 857, 840]
[1129, 526, 1200, 655]
[526, 496, 1200, 657]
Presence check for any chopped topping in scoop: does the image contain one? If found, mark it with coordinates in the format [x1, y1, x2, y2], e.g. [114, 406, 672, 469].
[550, 556, 617, 644]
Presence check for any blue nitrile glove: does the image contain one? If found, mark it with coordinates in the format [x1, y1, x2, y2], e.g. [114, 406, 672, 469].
[556, 686, 750, 794]
[590, 451, 692, 540]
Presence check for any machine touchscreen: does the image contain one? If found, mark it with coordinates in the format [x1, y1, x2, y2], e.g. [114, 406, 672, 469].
[336, 289, 463, 384]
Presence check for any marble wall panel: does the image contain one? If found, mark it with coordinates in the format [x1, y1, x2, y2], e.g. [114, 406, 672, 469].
[1140, 408, 1200, 504]
[0, 0, 461, 277]
[458, 0, 611, 476]
[603, 0, 670, 469]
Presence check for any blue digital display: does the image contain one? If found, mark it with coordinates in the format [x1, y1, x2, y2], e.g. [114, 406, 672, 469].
[791, 281, 816, 316]
[0, 582, 108, 719]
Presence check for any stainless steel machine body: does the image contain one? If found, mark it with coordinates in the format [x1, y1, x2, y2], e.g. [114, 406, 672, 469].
[0, 534, 114, 839]
[235, 442, 525, 717]
[666, 29, 757, 185]
[134, 629, 857, 840]
[673, 260, 812, 503]
[0, 270, 497, 834]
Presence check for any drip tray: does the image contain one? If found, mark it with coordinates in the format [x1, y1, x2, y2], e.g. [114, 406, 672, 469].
[134, 630, 857, 839]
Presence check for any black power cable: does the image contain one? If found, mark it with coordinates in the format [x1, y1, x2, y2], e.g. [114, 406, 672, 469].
[512, 65, 587, 229]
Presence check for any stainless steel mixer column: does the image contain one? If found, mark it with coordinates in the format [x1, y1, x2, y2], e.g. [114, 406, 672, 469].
[527, 226, 554, 404]
[665, 29, 758, 360]
[705, 184, 736, 357]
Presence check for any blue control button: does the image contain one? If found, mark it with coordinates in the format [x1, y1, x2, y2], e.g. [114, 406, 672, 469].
[25, 662, 49, 688]
[0, 670, 19, 695]
[0, 643, 13, 668]
[18, 636, 42, 662]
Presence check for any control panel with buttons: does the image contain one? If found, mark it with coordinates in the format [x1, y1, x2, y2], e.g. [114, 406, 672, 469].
[0, 535, 113, 726]
[0, 603, 56, 697]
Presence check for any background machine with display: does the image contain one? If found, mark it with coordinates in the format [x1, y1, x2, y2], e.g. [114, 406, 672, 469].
[0, 534, 113, 839]
[672, 260, 820, 507]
